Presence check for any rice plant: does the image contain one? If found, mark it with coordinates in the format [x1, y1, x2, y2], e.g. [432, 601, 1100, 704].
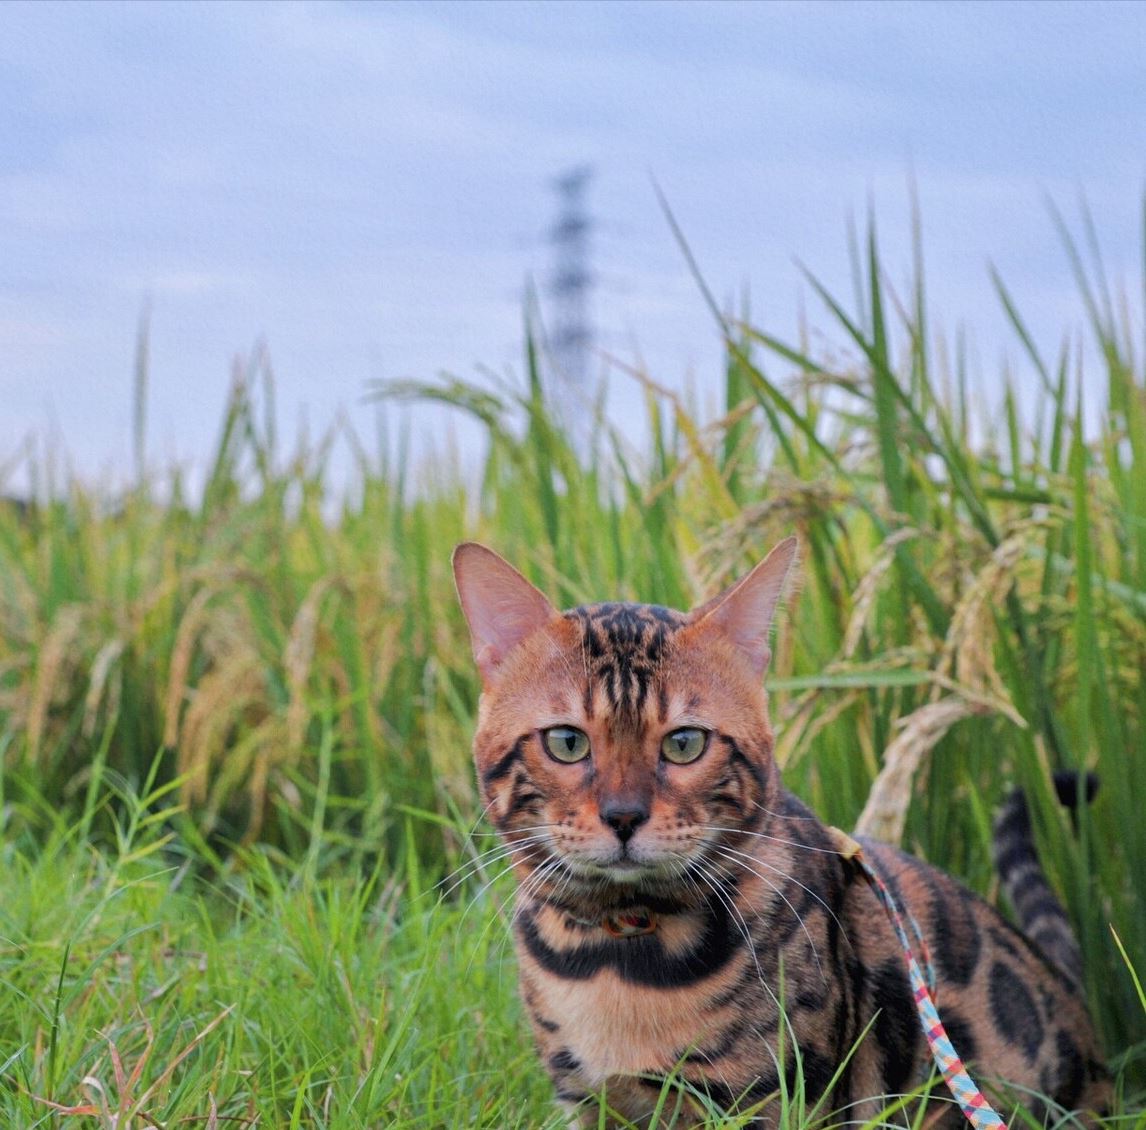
[0, 202, 1142, 1123]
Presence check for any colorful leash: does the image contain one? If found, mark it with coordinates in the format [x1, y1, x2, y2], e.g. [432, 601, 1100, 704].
[828, 828, 1007, 1130]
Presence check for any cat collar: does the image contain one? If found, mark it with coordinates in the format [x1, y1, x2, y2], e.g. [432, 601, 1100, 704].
[601, 909, 658, 938]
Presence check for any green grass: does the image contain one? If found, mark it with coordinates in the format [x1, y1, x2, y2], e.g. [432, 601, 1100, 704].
[1, 202, 1144, 1124]
[0, 764, 559, 1127]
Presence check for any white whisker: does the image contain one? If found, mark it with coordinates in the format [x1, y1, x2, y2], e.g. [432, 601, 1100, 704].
[709, 840, 853, 955]
[702, 821, 846, 857]
[708, 845, 826, 983]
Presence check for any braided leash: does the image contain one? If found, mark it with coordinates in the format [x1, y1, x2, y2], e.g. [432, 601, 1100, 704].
[829, 828, 1007, 1130]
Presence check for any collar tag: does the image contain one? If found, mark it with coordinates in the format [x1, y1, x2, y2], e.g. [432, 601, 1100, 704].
[602, 909, 657, 938]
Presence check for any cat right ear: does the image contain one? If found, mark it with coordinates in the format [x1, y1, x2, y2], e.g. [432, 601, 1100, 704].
[689, 536, 798, 676]
[452, 543, 558, 683]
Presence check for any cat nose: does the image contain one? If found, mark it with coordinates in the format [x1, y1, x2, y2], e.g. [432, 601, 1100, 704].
[600, 802, 649, 843]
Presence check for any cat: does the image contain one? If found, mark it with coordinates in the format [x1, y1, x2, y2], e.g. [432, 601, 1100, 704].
[452, 538, 1111, 1128]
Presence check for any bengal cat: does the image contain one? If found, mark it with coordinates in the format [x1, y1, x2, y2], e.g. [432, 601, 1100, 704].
[452, 539, 1110, 1127]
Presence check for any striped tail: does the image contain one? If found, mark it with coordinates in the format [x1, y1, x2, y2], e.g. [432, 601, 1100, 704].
[992, 771, 1098, 988]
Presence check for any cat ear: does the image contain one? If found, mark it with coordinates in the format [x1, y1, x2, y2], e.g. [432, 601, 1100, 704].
[690, 537, 798, 676]
[453, 542, 559, 682]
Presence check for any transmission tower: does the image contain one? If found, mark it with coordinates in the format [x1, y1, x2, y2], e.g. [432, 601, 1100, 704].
[547, 165, 595, 389]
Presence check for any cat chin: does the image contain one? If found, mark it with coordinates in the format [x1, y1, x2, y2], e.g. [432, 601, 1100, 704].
[561, 858, 650, 883]
[558, 855, 686, 890]
[596, 867, 643, 886]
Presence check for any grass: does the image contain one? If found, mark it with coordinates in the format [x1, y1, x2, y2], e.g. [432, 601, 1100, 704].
[1, 201, 1144, 1125]
[0, 763, 557, 1127]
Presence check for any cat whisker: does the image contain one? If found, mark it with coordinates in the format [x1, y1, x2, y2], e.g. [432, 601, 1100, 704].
[440, 835, 552, 903]
[681, 856, 794, 1027]
[462, 846, 550, 933]
[438, 831, 550, 886]
[749, 800, 825, 823]
[826, 1088, 958, 1129]
[468, 822, 557, 837]
[701, 822, 847, 857]
[457, 852, 549, 985]
[686, 858, 770, 985]
[660, 858, 766, 1099]
[459, 851, 562, 984]
[707, 845, 827, 984]
[706, 840, 853, 955]
[452, 795, 503, 855]
[510, 856, 569, 929]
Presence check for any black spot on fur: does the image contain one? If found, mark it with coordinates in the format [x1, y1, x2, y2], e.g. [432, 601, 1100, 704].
[987, 925, 1021, 961]
[565, 602, 689, 720]
[1021, 892, 1073, 925]
[1054, 1029, 1085, 1108]
[994, 839, 1036, 880]
[927, 874, 982, 986]
[989, 961, 1043, 1062]
[940, 1009, 977, 1065]
[794, 986, 827, 1011]
[711, 958, 776, 1009]
[548, 1048, 581, 1073]
[800, 1048, 835, 1105]
[768, 880, 817, 947]
[726, 738, 766, 792]
[682, 1020, 743, 1064]
[871, 958, 919, 1094]
[989, 909, 1077, 992]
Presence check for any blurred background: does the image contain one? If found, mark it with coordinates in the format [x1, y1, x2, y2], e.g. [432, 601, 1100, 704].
[4, 0, 1144, 489]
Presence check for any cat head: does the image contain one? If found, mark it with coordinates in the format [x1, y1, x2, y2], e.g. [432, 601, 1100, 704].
[452, 540, 797, 903]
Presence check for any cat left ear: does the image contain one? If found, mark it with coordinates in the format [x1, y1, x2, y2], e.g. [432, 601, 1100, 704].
[690, 537, 798, 676]
[452, 543, 559, 683]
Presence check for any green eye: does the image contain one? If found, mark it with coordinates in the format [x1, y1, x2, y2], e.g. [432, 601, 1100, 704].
[662, 728, 707, 764]
[543, 727, 591, 763]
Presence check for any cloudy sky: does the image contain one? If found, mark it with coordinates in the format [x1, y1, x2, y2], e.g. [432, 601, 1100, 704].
[3, 0, 1144, 489]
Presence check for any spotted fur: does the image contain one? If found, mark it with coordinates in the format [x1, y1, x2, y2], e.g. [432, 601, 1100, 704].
[453, 541, 1111, 1128]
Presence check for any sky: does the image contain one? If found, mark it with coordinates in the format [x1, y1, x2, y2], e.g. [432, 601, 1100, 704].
[2, 0, 1144, 492]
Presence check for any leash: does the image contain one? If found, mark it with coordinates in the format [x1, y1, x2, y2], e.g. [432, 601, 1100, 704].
[829, 827, 1007, 1129]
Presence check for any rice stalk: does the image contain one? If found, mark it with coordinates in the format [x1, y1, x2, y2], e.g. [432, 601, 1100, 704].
[26, 603, 85, 763]
[840, 527, 921, 659]
[285, 575, 347, 755]
[162, 583, 229, 750]
[855, 696, 993, 843]
[82, 638, 125, 738]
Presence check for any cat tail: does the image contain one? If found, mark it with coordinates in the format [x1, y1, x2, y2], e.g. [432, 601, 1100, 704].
[992, 770, 1098, 989]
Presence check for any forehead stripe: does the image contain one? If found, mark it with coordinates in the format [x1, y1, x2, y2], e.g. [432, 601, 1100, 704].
[564, 602, 687, 721]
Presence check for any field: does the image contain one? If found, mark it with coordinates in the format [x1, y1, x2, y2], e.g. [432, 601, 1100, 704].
[1, 213, 1144, 1127]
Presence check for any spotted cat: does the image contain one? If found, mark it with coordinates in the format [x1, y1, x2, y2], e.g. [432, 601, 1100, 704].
[452, 539, 1110, 1127]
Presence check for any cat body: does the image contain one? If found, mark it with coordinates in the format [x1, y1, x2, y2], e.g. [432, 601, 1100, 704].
[453, 541, 1109, 1127]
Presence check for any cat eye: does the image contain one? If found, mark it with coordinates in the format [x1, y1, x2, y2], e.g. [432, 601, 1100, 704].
[543, 726, 591, 763]
[661, 728, 708, 764]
